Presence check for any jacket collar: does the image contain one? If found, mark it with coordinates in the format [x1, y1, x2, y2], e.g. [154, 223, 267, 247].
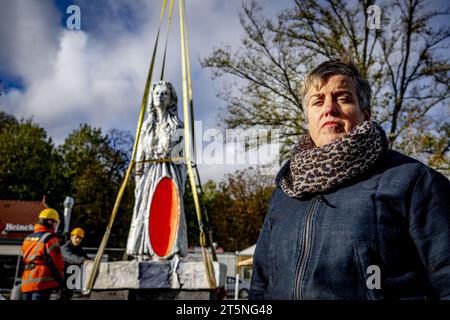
[34, 223, 54, 233]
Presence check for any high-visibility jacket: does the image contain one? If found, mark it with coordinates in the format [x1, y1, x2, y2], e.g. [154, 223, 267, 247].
[21, 224, 65, 292]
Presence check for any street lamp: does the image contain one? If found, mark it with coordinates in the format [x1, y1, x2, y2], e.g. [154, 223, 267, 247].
[63, 196, 75, 237]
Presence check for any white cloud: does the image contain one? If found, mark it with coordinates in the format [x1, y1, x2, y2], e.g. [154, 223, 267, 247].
[0, 0, 287, 181]
[0, 0, 62, 82]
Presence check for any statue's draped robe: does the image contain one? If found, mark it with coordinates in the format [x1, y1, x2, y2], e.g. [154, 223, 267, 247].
[126, 116, 187, 258]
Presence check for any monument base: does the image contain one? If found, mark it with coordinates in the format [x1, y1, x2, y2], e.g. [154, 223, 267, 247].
[85, 289, 222, 300]
[81, 259, 227, 300]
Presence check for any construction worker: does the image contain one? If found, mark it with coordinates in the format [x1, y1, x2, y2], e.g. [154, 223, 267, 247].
[61, 227, 90, 265]
[20, 208, 65, 300]
[60, 227, 91, 300]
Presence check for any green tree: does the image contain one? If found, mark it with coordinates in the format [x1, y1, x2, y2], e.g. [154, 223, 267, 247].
[202, 167, 274, 252]
[0, 112, 66, 208]
[0, 111, 18, 127]
[58, 124, 134, 248]
[183, 178, 223, 250]
[202, 0, 450, 173]
[0, 113, 138, 250]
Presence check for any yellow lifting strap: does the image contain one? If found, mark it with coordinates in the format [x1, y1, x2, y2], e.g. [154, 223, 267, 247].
[84, 0, 168, 295]
[179, 0, 217, 289]
[160, 0, 174, 80]
[182, 1, 197, 161]
[181, 0, 217, 263]
[193, 164, 218, 262]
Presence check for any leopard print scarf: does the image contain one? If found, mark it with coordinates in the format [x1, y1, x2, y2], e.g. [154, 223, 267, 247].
[280, 120, 388, 198]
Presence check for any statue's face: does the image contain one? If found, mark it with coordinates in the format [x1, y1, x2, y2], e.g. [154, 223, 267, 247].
[152, 84, 172, 109]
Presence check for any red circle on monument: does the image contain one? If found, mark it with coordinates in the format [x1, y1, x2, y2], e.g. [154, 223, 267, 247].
[149, 177, 180, 257]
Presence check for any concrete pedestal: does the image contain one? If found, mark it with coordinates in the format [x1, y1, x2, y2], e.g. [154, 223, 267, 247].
[81, 259, 226, 300]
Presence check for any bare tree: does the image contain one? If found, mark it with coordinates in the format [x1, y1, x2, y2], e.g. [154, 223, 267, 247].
[202, 0, 450, 172]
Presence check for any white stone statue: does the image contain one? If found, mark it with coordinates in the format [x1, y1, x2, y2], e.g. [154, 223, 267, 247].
[126, 81, 188, 260]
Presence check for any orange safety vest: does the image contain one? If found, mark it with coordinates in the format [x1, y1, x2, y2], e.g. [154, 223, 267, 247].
[21, 224, 65, 293]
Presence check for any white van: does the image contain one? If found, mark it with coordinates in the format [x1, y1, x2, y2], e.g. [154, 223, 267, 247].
[225, 276, 250, 299]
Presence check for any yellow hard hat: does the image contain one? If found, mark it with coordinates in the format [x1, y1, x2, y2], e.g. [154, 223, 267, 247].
[71, 227, 85, 239]
[38, 208, 60, 223]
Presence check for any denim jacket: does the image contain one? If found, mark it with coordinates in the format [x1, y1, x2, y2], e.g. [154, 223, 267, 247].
[250, 150, 450, 300]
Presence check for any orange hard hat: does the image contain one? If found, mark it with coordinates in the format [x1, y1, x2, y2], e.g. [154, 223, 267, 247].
[70, 227, 85, 239]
